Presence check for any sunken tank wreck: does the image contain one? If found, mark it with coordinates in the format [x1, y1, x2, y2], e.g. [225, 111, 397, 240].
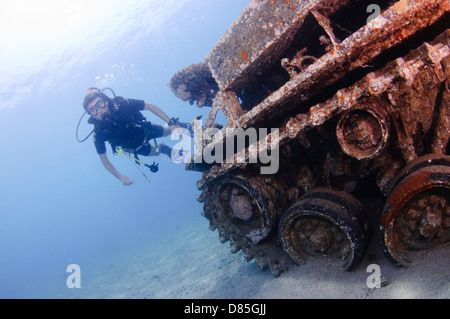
[169, 0, 450, 276]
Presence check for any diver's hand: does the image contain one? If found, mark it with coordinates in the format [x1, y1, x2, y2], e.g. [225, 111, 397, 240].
[120, 175, 135, 186]
[169, 124, 181, 133]
[168, 117, 184, 134]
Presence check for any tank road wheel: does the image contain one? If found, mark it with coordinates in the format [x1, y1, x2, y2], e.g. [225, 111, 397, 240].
[215, 174, 277, 245]
[200, 173, 290, 276]
[279, 189, 370, 271]
[381, 154, 450, 266]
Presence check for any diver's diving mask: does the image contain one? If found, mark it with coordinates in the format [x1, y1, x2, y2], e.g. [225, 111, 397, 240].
[87, 98, 107, 116]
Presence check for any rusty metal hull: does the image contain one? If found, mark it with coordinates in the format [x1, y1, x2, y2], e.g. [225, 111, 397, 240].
[170, 0, 450, 276]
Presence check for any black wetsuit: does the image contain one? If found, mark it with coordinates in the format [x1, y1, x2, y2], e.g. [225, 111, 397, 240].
[89, 97, 165, 156]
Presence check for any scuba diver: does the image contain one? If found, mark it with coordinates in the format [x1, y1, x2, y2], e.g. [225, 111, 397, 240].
[79, 87, 189, 186]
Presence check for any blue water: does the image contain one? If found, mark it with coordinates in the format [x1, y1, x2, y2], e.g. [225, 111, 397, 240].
[0, 0, 248, 298]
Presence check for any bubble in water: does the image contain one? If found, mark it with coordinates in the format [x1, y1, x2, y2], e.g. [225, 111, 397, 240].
[94, 64, 144, 88]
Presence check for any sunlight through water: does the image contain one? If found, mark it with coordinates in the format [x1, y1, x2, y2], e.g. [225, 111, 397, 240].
[0, 0, 185, 110]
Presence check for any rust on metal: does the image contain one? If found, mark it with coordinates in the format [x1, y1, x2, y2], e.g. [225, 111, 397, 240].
[380, 170, 433, 227]
[170, 0, 450, 275]
[336, 101, 391, 160]
[381, 162, 450, 266]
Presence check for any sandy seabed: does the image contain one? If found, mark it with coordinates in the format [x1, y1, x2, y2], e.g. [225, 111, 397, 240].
[58, 218, 449, 299]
